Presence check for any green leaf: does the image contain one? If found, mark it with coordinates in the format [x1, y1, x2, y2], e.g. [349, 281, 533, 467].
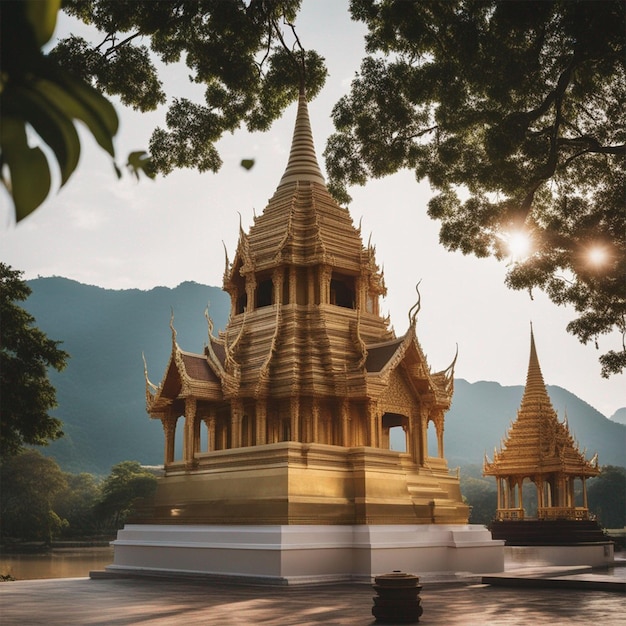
[126, 151, 155, 180]
[39, 73, 118, 157]
[24, 0, 61, 47]
[240, 158, 255, 171]
[0, 117, 51, 221]
[3, 84, 81, 186]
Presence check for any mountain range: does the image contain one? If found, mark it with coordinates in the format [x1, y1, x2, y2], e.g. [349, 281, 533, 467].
[23, 277, 625, 475]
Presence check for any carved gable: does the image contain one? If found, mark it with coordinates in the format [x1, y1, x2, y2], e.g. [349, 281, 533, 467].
[380, 369, 419, 416]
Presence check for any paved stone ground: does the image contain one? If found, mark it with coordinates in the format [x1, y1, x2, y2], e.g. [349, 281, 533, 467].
[1, 577, 625, 626]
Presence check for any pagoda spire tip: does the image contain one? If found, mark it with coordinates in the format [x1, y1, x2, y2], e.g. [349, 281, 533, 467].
[276, 89, 326, 189]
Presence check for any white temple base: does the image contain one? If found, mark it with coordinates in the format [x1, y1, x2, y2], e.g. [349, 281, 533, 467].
[105, 523, 504, 584]
[505, 543, 615, 569]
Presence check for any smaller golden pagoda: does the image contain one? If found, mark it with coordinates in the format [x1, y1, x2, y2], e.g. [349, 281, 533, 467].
[483, 327, 600, 525]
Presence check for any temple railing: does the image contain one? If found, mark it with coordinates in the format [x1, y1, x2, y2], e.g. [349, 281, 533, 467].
[537, 507, 590, 521]
[496, 507, 591, 522]
[496, 508, 525, 521]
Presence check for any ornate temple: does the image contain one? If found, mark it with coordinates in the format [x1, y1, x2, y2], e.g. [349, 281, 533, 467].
[484, 327, 605, 546]
[107, 91, 504, 583]
[141, 91, 468, 527]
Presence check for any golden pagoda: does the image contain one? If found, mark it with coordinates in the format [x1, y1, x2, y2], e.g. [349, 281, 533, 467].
[106, 90, 504, 583]
[483, 327, 600, 529]
[141, 90, 467, 527]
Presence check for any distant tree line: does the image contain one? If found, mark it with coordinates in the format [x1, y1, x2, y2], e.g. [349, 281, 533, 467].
[0, 451, 158, 546]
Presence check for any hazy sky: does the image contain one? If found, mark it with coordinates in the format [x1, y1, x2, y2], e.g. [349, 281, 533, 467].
[1, 1, 624, 417]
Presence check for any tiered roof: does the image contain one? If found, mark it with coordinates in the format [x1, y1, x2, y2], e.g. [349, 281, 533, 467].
[147, 90, 456, 413]
[483, 328, 599, 478]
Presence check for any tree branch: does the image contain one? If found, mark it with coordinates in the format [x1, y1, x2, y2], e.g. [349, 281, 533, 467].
[101, 31, 144, 59]
[558, 138, 626, 155]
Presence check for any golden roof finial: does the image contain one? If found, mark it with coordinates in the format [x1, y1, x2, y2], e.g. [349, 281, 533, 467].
[222, 241, 229, 275]
[276, 89, 326, 189]
[142, 352, 158, 392]
[519, 322, 552, 414]
[408, 280, 422, 327]
[169, 309, 177, 346]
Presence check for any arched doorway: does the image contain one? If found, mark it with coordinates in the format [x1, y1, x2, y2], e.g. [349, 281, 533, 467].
[382, 413, 408, 453]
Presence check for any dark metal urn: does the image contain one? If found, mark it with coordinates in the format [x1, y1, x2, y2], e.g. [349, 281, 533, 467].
[372, 571, 423, 623]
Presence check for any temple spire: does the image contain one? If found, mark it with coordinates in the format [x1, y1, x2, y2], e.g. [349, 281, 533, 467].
[276, 88, 326, 189]
[519, 324, 554, 417]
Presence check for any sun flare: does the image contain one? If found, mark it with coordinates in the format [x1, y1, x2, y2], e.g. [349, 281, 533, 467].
[505, 231, 532, 261]
[587, 246, 608, 267]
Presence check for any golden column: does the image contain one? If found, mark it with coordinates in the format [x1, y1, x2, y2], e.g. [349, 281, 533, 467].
[290, 396, 300, 442]
[341, 399, 351, 447]
[183, 397, 197, 466]
[288, 266, 297, 306]
[245, 274, 256, 312]
[231, 399, 244, 448]
[419, 406, 429, 460]
[312, 397, 320, 443]
[273, 267, 284, 305]
[203, 411, 216, 452]
[161, 415, 178, 465]
[255, 399, 267, 445]
[367, 399, 379, 448]
[319, 265, 331, 304]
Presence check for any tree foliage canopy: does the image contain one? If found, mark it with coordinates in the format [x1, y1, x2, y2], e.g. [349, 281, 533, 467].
[587, 465, 626, 529]
[0, 263, 69, 456]
[53, 0, 327, 176]
[0, 0, 120, 222]
[4, 1, 624, 376]
[94, 460, 158, 529]
[324, 0, 625, 376]
[0, 455, 159, 542]
[53, 472, 102, 536]
[0, 450, 69, 544]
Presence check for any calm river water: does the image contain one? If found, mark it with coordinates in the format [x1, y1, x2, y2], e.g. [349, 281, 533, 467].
[0, 547, 114, 580]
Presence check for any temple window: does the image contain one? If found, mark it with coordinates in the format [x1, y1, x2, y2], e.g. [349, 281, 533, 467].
[282, 275, 290, 304]
[389, 426, 407, 452]
[256, 276, 273, 308]
[330, 273, 355, 309]
[200, 422, 208, 452]
[296, 268, 308, 304]
[382, 413, 408, 452]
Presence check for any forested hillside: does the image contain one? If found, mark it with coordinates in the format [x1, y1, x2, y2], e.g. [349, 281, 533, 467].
[25, 278, 625, 475]
[25, 278, 230, 474]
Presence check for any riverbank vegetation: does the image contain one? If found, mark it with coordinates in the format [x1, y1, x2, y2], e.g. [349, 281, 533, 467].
[0, 451, 158, 548]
